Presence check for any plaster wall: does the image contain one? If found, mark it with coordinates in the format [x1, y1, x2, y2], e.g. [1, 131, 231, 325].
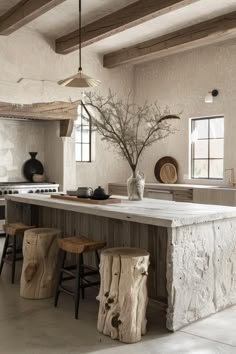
[0, 119, 45, 182]
[134, 38, 236, 185]
[0, 28, 132, 189]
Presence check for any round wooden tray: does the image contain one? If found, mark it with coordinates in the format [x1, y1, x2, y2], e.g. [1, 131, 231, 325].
[154, 156, 178, 183]
[160, 163, 177, 184]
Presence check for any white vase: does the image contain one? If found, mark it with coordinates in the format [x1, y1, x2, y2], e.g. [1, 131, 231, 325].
[127, 170, 145, 201]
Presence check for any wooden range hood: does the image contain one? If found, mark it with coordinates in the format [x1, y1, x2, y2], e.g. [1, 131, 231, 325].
[0, 100, 80, 137]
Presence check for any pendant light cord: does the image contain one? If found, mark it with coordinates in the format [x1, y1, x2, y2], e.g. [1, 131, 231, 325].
[78, 0, 82, 72]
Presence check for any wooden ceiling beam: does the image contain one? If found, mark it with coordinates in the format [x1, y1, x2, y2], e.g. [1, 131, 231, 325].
[56, 0, 200, 55]
[103, 10, 236, 68]
[0, 101, 79, 121]
[0, 0, 66, 35]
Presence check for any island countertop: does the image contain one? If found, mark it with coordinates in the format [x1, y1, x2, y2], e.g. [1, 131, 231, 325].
[5, 194, 236, 228]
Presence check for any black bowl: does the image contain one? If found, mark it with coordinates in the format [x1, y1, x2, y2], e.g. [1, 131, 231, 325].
[90, 194, 111, 200]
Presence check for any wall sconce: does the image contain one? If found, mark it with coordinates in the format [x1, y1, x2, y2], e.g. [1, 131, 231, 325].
[205, 89, 219, 103]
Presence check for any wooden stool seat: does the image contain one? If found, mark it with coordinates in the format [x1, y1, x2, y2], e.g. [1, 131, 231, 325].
[0, 222, 35, 283]
[55, 236, 106, 319]
[3, 223, 34, 237]
[58, 237, 106, 254]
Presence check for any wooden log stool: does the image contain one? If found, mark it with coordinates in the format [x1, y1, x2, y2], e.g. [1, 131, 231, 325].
[54, 236, 106, 319]
[97, 247, 150, 344]
[0, 223, 35, 284]
[20, 228, 61, 299]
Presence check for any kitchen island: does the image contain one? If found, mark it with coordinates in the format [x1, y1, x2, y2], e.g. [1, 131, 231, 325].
[5, 194, 236, 331]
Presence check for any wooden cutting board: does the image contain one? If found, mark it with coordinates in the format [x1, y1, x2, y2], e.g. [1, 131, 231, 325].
[50, 194, 122, 205]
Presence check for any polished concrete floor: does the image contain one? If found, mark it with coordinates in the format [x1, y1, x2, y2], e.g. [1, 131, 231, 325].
[0, 238, 236, 354]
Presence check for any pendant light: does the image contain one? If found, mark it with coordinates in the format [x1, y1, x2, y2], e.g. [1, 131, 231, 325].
[58, 0, 100, 88]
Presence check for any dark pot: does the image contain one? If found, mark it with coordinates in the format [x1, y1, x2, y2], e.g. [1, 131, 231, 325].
[23, 152, 44, 182]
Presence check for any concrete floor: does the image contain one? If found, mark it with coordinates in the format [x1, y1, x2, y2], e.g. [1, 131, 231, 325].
[0, 238, 236, 354]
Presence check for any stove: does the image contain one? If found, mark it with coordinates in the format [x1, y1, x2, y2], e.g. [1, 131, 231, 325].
[0, 182, 59, 234]
[0, 182, 59, 197]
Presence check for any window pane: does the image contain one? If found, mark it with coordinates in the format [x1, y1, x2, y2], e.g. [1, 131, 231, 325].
[82, 144, 90, 161]
[210, 139, 224, 158]
[193, 159, 208, 178]
[82, 126, 90, 143]
[75, 125, 81, 143]
[192, 119, 208, 139]
[210, 118, 224, 138]
[75, 144, 81, 161]
[193, 140, 208, 158]
[209, 159, 223, 179]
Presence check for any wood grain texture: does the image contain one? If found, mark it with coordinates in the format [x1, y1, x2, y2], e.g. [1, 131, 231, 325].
[55, 0, 199, 54]
[6, 200, 168, 303]
[104, 10, 236, 68]
[0, 0, 66, 35]
[97, 247, 149, 343]
[20, 227, 61, 299]
[0, 100, 79, 121]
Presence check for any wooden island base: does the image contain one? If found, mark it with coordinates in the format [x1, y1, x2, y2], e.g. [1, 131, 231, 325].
[6, 194, 236, 331]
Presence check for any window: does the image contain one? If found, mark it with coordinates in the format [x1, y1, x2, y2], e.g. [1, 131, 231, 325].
[75, 102, 92, 162]
[191, 116, 224, 179]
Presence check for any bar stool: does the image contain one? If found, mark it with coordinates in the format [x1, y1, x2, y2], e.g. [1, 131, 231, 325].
[54, 236, 106, 319]
[0, 223, 35, 283]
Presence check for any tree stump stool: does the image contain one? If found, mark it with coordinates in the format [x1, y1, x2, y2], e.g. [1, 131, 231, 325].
[97, 247, 150, 344]
[20, 228, 61, 299]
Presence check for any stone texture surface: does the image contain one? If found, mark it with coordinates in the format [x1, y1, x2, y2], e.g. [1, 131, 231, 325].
[167, 218, 236, 331]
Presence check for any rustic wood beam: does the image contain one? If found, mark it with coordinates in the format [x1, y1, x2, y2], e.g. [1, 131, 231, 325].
[103, 10, 236, 68]
[0, 101, 79, 121]
[56, 0, 200, 55]
[0, 0, 66, 35]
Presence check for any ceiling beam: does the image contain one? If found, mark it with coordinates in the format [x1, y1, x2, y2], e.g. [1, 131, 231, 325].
[0, 100, 79, 120]
[56, 0, 200, 55]
[0, 0, 66, 35]
[103, 10, 236, 68]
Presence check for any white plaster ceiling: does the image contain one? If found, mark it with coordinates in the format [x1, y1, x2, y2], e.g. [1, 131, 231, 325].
[1, 0, 236, 54]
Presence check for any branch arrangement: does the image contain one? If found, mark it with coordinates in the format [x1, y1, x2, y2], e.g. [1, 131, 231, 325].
[84, 90, 180, 173]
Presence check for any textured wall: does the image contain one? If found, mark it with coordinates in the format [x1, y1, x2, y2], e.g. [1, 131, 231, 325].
[0, 119, 45, 182]
[134, 38, 236, 185]
[0, 28, 132, 189]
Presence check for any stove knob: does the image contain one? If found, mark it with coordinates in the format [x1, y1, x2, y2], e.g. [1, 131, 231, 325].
[0, 191, 2, 195]
[41, 189, 45, 193]
[53, 189, 56, 192]
[13, 191, 19, 194]
[8, 190, 12, 194]
[49, 189, 52, 192]
[45, 189, 49, 192]
[4, 191, 7, 194]
[28, 190, 33, 193]
[36, 190, 40, 193]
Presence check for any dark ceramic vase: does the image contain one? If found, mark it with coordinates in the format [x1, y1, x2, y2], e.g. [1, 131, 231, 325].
[23, 152, 44, 182]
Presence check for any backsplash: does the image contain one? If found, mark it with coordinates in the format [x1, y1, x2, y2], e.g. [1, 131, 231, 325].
[0, 119, 46, 182]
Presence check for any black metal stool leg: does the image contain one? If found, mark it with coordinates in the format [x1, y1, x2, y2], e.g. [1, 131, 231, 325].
[54, 250, 66, 307]
[0, 234, 9, 275]
[95, 250, 100, 269]
[79, 253, 85, 299]
[11, 235, 17, 284]
[75, 254, 81, 319]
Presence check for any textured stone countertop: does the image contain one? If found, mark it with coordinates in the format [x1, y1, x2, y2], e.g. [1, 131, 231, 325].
[6, 194, 236, 228]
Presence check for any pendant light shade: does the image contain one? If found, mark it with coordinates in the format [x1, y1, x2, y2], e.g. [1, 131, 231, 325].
[58, 70, 100, 88]
[57, 0, 100, 88]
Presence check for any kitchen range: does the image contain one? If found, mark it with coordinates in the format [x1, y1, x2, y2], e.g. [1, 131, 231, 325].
[0, 182, 59, 233]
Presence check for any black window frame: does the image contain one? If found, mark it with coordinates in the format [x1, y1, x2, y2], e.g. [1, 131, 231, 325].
[191, 116, 224, 180]
[75, 101, 92, 163]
